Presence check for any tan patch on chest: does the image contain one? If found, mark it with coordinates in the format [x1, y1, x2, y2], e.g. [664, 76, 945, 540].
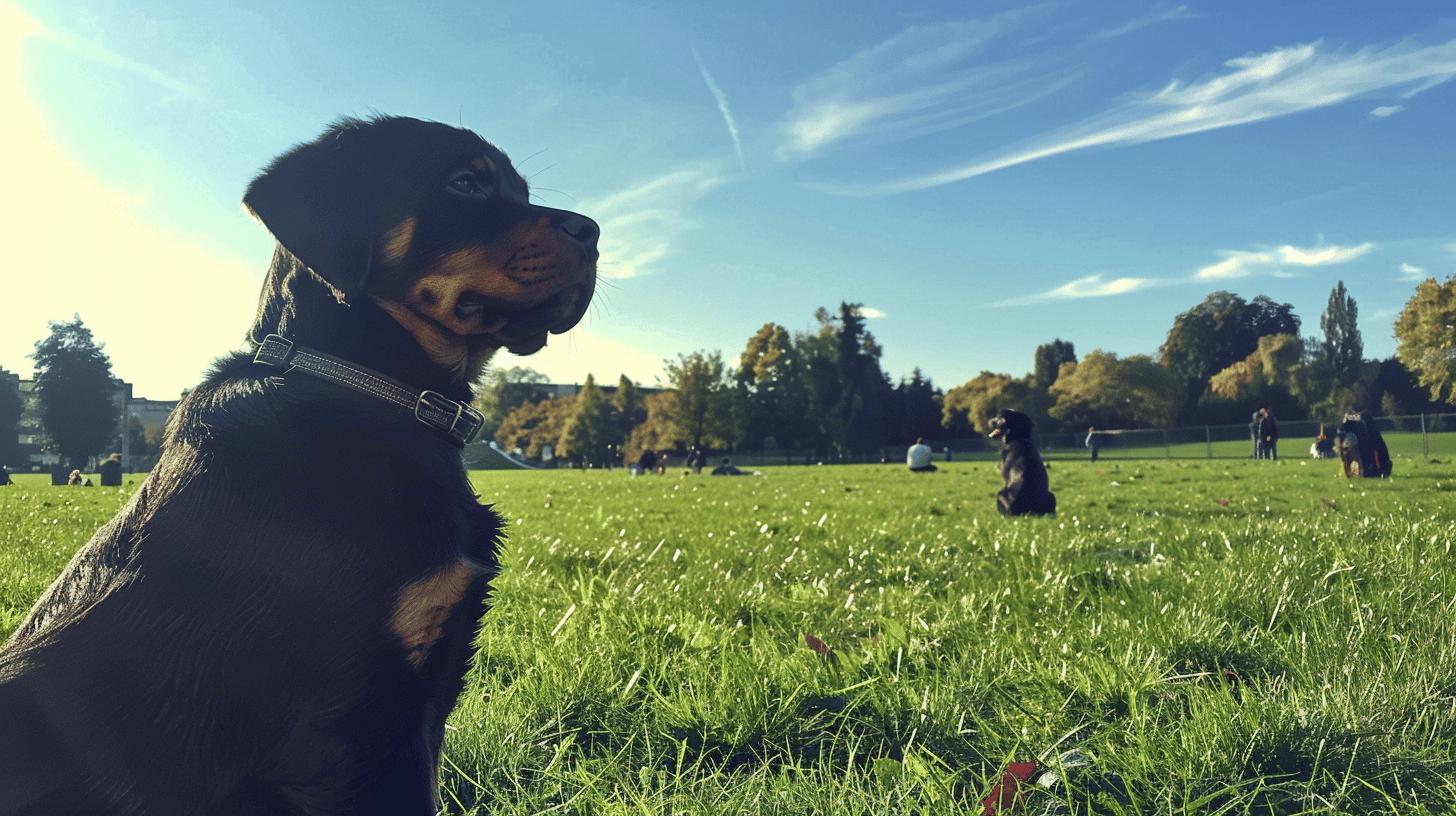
[390, 560, 485, 668]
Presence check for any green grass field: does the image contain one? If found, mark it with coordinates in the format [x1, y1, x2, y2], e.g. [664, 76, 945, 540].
[3, 454, 1456, 814]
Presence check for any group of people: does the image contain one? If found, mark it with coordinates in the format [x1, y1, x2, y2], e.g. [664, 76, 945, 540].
[634, 445, 747, 476]
[1250, 405, 1280, 460]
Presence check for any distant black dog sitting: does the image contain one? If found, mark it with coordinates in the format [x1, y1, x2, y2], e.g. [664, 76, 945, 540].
[1336, 411, 1393, 479]
[989, 409, 1056, 516]
[0, 116, 598, 815]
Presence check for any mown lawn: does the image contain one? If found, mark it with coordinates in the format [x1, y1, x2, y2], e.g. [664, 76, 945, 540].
[3, 454, 1455, 814]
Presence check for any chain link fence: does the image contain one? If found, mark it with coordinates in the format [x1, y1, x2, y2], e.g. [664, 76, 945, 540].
[721, 413, 1456, 467]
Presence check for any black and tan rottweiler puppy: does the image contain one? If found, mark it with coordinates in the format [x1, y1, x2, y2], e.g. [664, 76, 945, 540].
[1336, 411, 1393, 479]
[0, 116, 597, 815]
[988, 408, 1057, 517]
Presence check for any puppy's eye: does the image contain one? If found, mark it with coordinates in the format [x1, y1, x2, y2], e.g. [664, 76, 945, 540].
[447, 170, 492, 198]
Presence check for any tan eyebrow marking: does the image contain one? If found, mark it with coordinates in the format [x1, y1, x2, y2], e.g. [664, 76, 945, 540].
[380, 216, 416, 263]
[470, 156, 497, 175]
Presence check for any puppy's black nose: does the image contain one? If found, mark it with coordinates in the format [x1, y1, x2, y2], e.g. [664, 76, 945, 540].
[559, 214, 600, 249]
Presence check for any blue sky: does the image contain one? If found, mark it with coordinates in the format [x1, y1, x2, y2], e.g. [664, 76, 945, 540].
[2, 0, 1453, 399]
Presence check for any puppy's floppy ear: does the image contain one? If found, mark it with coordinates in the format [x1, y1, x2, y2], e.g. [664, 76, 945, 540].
[243, 128, 374, 298]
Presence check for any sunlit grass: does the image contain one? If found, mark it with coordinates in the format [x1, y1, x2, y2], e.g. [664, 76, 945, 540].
[3, 455, 1455, 814]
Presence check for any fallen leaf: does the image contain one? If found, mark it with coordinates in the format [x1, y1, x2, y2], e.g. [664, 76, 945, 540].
[984, 761, 1037, 814]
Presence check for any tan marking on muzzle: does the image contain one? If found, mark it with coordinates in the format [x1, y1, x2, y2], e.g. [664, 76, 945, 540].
[426, 247, 520, 301]
[390, 559, 484, 668]
[381, 216, 417, 264]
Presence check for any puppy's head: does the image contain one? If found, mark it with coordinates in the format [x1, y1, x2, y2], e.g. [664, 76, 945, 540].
[987, 409, 1034, 441]
[244, 115, 598, 380]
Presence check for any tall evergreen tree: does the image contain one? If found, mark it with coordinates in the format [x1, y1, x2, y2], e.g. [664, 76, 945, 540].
[557, 374, 614, 465]
[890, 368, 941, 445]
[828, 303, 889, 455]
[1319, 280, 1363, 389]
[30, 316, 119, 469]
[611, 375, 644, 444]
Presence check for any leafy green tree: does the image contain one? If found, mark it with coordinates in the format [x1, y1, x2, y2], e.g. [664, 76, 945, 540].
[942, 372, 1035, 434]
[626, 391, 686, 459]
[473, 366, 550, 444]
[1202, 333, 1306, 422]
[1160, 292, 1299, 419]
[1049, 351, 1179, 429]
[1395, 276, 1456, 402]
[736, 323, 807, 449]
[0, 368, 22, 468]
[1208, 334, 1305, 399]
[665, 351, 734, 448]
[1318, 281, 1363, 390]
[1031, 339, 1077, 393]
[496, 395, 576, 459]
[557, 374, 616, 465]
[30, 316, 119, 469]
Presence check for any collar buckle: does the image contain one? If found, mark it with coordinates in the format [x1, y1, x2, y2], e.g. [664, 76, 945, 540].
[415, 390, 485, 446]
[253, 334, 295, 369]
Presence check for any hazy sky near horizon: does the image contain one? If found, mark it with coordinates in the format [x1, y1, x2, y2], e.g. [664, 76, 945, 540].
[1, 0, 1453, 398]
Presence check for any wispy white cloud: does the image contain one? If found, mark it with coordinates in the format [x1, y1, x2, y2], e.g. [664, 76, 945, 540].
[1194, 241, 1374, 280]
[579, 166, 725, 279]
[1088, 4, 1191, 41]
[693, 50, 745, 171]
[820, 38, 1456, 194]
[777, 8, 1073, 159]
[1370, 104, 1405, 117]
[1397, 262, 1426, 281]
[860, 306, 887, 319]
[34, 15, 204, 102]
[993, 273, 1154, 307]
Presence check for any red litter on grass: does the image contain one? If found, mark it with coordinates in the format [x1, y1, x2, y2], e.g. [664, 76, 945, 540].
[983, 761, 1038, 815]
[804, 633, 831, 658]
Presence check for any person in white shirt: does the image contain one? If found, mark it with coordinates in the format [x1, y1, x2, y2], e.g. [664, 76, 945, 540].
[906, 437, 936, 472]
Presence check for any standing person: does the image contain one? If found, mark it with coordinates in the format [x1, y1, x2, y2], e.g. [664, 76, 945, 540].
[1257, 405, 1279, 461]
[1249, 408, 1263, 459]
[906, 437, 936, 472]
[1085, 426, 1103, 462]
[0, 465, 11, 486]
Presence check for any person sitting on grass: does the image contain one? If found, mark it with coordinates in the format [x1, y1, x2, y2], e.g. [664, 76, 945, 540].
[1310, 425, 1335, 459]
[710, 457, 747, 476]
[906, 437, 936, 472]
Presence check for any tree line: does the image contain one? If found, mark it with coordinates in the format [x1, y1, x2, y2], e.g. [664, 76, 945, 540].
[484, 281, 1456, 465]
[8, 277, 1456, 471]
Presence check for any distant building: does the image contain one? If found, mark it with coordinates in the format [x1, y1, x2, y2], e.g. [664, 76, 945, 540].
[9, 375, 177, 473]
